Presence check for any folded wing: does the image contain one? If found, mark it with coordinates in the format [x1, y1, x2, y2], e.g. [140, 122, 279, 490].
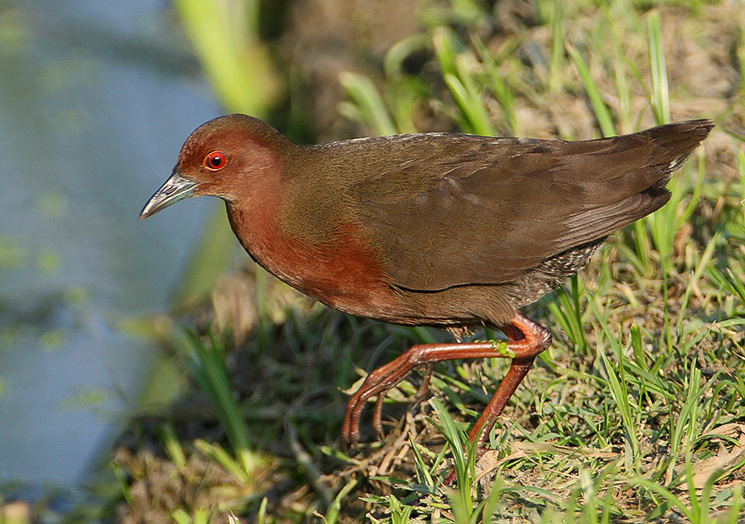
[352, 120, 712, 291]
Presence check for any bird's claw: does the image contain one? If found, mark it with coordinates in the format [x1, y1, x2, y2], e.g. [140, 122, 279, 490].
[372, 393, 385, 439]
[343, 369, 433, 444]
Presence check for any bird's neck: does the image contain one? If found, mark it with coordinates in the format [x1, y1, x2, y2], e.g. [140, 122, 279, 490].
[225, 201, 304, 287]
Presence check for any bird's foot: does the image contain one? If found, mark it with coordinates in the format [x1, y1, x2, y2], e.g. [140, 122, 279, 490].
[343, 362, 434, 443]
[342, 313, 552, 447]
[342, 340, 525, 443]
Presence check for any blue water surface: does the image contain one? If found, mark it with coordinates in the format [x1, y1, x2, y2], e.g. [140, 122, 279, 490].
[0, 0, 221, 487]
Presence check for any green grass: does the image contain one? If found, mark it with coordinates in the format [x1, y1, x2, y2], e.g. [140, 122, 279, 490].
[185, 329, 260, 481]
[113, 0, 745, 522]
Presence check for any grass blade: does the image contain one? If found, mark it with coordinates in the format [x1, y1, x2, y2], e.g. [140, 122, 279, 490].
[339, 72, 398, 136]
[647, 11, 670, 125]
[567, 45, 615, 137]
[186, 331, 257, 478]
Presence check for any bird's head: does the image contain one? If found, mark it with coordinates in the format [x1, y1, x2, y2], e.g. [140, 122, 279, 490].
[140, 114, 291, 219]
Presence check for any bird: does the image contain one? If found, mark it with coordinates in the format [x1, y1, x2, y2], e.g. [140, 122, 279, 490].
[140, 115, 713, 462]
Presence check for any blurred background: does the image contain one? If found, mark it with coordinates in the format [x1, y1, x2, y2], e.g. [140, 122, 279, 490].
[0, 0, 743, 522]
[0, 0, 219, 490]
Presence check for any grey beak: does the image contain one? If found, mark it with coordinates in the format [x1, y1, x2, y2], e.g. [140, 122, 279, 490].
[139, 170, 200, 219]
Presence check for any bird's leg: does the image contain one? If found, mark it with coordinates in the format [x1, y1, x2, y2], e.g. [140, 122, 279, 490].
[343, 340, 516, 443]
[369, 364, 433, 438]
[466, 315, 550, 449]
[371, 393, 385, 438]
[414, 365, 434, 403]
[441, 314, 550, 486]
[342, 312, 551, 444]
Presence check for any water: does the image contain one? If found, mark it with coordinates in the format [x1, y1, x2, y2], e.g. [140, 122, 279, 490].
[0, 0, 222, 487]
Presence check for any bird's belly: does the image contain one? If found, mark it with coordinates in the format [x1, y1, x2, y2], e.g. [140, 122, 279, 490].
[296, 270, 396, 319]
[243, 221, 405, 321]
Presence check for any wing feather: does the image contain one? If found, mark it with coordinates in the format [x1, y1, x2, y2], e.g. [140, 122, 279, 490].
[345, 121, 711, 291]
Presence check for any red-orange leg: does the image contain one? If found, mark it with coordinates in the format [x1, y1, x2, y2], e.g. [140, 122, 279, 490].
[341, 313, 551, 446]
[369, 365, 433, 437]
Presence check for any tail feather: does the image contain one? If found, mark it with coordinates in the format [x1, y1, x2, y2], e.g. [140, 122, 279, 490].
[642, 119, 714, 186]
[555, 119, 713, 250]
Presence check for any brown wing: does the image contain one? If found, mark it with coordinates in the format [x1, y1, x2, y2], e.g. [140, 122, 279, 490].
[352, 120, 712, 291]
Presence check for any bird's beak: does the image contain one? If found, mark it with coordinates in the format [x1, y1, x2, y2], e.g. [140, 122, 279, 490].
[139, 170, 200, 220]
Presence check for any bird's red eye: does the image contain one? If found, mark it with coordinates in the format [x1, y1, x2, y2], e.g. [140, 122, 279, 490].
[204, 150, 226, 171]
